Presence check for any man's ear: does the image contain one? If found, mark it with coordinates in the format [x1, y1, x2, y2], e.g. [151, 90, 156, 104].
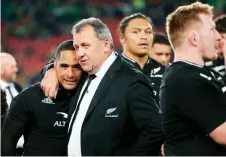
[103, 38, 112, 52]
[54, 60, 57, 69]
[188, 31, 198, 47]
[118, 33, 125, 44]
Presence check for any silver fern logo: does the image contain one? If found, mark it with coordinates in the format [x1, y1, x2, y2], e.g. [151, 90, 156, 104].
[106, 107, 117, 114]
[105, 107, 118, 118]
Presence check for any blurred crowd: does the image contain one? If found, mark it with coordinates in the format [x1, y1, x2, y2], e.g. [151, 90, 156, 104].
[1, 0, 226, 86]
[2, 0, 226, 39]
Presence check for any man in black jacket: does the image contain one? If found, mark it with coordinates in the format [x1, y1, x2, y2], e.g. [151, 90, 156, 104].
[118, 13, 165, 105]
[1, 40, 83, 156]
[41, 17, 163, 156]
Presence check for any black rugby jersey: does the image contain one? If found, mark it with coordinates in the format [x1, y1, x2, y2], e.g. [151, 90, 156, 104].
[121, 53, 165, 105]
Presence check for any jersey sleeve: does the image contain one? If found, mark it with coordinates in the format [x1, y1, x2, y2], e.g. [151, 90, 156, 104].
[6, 92, 33, 129]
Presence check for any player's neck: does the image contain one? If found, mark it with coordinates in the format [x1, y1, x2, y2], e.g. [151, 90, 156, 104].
[124, 51, 148, 69]
[174, 48, 204, 66]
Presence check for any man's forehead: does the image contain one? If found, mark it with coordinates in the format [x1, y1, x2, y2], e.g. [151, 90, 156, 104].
[73, 31, 96, 44]
[59, 50, 77, 58]
[73, 26, 95, 36]
[199, 14, 214, 26]
[128, 24, 152, 30]
[127, 18, 152, 29]
[58, 60, 79, 65]
[57, 58, 79, 65]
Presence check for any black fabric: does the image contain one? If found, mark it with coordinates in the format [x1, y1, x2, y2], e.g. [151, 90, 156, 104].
[205, 57, 225, 78]
[40, 58, 55, 79]
[121, 54, 165, 105]
[1, 120, 24, 156]
[14, 82, 23, 93]
[160, 61, 226, 156]
[1, 83, 74, 156]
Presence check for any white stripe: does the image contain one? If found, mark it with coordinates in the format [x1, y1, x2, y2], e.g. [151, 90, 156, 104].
[175, 60, 203, 68]
[213, 65, 225, 72]
[222, 87, 226, 93]
[200, 73, 212, 81]
[122, 53, 136, 63]
[150, 74, 163, 78]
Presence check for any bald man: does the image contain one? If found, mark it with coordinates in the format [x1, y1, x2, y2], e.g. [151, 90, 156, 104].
[0, 53, 22, 106]
[0, 52, 23, 155]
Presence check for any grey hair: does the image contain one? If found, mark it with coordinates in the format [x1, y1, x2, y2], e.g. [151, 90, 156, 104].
[71, 17, 114, 49]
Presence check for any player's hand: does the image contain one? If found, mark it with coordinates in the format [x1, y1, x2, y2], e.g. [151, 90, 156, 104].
[41, 68, 59, 98]
[160, 144, 164, 156]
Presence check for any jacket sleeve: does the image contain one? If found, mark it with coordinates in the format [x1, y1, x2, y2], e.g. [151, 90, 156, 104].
[40, 58, 55, 79]
[124, 75, 164, 155]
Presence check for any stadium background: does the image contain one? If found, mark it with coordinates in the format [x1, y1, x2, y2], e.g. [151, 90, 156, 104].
[1, 0, 226, 87]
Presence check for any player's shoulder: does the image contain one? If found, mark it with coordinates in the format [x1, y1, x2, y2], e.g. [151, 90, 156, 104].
[163, 61, 206, 84]
[16, 82, 43, 99]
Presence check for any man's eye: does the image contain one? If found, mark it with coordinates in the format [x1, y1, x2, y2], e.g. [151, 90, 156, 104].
[61, 66, 67, 69]
[72, 65, 82, 69]
[84, 45, 90, 49]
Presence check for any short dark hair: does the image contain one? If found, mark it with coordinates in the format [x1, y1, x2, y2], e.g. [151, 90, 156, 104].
[153, 33, 170, 46]
[71, 17, 114, 49]
[119, 13, 154, 36]
[214, 14, 226, 33]
[55, 40, 75, 59]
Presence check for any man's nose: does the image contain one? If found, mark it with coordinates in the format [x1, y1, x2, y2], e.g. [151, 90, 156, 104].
[215, 30, 222, 41]
[140, 31, 148, 39]
[160, 56, 167, 65]
[77, 48, 85, 58]
[67, 68, 74, 77]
